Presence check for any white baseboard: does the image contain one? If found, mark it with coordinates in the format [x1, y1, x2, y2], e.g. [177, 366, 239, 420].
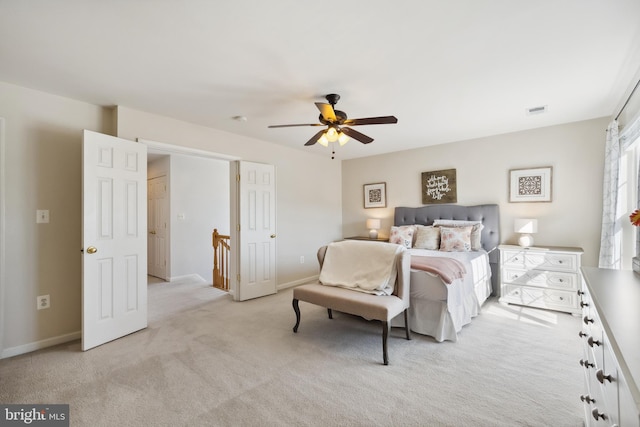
[1, 330, 80, 359]
[169, 273, 207, 283]
[277, 275, 319, 291]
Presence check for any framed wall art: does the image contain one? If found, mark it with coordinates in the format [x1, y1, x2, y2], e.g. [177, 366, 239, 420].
[363, 182, 386, 208]
[509, 166, 553, 202]
[422, 169, 457, 204]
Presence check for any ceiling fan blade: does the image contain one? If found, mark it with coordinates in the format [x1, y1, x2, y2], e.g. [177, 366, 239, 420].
[341, 127, 374, 144]
[268, 123, 323, 128]
[343, 116, 398, 126]
[315, 102, 337, 122]
[304, 129, 327, 146]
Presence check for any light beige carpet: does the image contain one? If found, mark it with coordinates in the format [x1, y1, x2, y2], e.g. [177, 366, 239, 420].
[0, 281, 583, 427]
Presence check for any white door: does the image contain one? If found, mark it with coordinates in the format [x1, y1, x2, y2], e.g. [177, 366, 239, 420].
[237, 161, 276, 301]
[82, 130, 147, 351]
[147, 175, 167, 280]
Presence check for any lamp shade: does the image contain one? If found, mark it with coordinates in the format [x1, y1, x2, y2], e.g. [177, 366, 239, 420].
[366, 218, 381, 230]
[514, 219, 538, 234]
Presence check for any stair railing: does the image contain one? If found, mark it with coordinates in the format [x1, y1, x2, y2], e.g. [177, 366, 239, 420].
[212, 228, 230, 291]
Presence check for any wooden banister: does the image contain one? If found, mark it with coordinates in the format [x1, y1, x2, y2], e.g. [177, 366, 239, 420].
[212, 228, 231, 291]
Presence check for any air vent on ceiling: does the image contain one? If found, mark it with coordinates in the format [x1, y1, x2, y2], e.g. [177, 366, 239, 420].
[526, 105, 548, 115]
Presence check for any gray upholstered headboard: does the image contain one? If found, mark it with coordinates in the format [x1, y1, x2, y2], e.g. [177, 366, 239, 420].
[394, 204, 500, 294]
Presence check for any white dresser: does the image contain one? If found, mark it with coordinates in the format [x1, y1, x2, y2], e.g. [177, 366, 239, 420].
[580, 267, 640, 426]
[498, 245, 583, 315]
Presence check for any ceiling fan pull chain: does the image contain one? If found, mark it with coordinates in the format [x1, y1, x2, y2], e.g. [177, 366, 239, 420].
[331, 142, 335, 160]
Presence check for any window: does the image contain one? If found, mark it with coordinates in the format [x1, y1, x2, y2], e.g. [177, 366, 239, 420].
[621, 136, 640, 268]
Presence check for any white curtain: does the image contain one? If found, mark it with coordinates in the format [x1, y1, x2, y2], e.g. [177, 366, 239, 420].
[598, 121, 621, 268]
[598, 116, 640, 268]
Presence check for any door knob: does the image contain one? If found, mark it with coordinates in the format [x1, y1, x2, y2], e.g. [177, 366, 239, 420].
[149, 230, 156, 235]
[270, 234, 276, 238]
[86, 246, 98, 254]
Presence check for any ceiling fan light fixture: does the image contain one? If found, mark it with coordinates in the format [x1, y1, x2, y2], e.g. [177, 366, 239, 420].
[338, 131, 350, 146]
[326, 127, 338, 142]
[317, 133, 329, 147]
[267, 93, 398, 158]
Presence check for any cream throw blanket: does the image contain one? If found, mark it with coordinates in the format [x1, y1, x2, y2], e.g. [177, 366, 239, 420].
[319, 240, 405, 295]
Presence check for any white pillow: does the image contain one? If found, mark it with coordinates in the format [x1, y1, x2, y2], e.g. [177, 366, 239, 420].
[389, 225, 415, 248]
[433, 219, 483, 251]
[414, 225, 440, 250]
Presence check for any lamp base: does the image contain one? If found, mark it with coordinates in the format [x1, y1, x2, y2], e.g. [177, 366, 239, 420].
[369, 229, 378, 239]
[518, 234, 534, 247]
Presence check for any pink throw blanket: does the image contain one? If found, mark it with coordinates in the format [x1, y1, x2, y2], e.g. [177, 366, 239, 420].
[410, 256, 467, 285]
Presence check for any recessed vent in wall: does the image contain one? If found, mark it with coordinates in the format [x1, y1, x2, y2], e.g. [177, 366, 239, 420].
[526, 105, 548, 115]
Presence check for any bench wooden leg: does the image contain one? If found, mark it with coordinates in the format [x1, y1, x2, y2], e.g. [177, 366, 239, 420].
[382, 321, 390, 365]
[327, 308, 333, 319]
[404, 309, 411, 340]
[292, 299, 300, 333]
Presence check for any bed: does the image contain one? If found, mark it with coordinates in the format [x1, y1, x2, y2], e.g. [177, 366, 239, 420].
[390, 204, 500, 342]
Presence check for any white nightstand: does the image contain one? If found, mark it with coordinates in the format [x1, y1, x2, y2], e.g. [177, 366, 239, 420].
[498, 245, 583, 315]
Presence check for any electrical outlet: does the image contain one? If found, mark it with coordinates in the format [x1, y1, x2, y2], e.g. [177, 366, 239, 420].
[37, 295, 50, 310]
[300, 256, 304, 264]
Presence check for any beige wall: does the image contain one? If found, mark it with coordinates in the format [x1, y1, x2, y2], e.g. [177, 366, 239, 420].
[0, 81, 114, 355]
[342, 117, 608, 268]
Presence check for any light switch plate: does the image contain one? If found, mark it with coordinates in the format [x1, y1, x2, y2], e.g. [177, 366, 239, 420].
[36, 210, 49, 223]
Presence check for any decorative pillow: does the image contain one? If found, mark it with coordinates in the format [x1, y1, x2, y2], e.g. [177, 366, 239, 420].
[439, 226, 473, 252]
[433, 219, 484, 251]
[414, 225, 440, 250]
[389, 225, 415, 248]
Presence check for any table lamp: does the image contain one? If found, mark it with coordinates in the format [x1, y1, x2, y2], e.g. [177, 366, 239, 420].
[514, 218, 538, 247]
[366, 218, 381, 239]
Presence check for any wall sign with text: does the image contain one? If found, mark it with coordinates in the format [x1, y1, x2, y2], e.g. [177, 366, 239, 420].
[422, 169, 457, 204]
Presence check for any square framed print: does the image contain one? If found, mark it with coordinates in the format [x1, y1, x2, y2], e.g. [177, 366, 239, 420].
[509, 166, 553, 202]
[363, 182, 386, 208]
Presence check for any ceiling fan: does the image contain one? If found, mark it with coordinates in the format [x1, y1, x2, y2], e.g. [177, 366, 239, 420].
[268, 94, 398, 151]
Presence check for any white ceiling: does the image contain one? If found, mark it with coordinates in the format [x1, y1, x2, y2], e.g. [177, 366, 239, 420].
[1, 1, 639, 160]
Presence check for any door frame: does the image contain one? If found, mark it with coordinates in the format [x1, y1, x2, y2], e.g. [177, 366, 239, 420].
[138, 139, 241, 295]
[0, 118, 6, 357]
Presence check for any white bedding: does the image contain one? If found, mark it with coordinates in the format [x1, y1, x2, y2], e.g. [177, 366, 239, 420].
[391, 249, 492, 342]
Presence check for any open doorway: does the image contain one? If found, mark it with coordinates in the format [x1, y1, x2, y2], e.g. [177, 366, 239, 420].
[146, 151, 230, 284]
[145, 144, 233, 318]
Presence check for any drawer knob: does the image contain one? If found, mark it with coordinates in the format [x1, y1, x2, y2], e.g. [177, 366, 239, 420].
[587, 337, 601, 348]
[596, 369, 613, 384]
[583, 316, 594, 325]
[580, 301, 589, 308]
[591, 408, 607, 421]
[558, 260, 563, 264]
[579, 359, 595, 369]
[578, 331, 587, 338]
[577, 290, 585, 296]
[580, 394, 595, 404]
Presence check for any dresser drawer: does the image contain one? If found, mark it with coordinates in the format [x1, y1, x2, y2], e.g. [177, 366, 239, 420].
[501, 284, 577, 311]
[525, 251, 578, 272]
[502, 268, 578, 290]
[502, 249, 579, 272]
